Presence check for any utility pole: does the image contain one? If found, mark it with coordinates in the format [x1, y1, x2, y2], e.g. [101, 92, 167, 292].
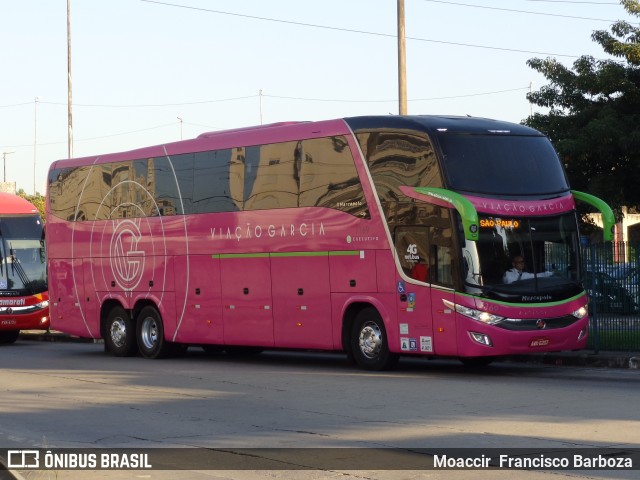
[2, 151, 15, 183]
[397, 0, 407, 115]
[67, 0, 74, 158]
[259, 89, 264, 125]
[34, 97, 39, 195]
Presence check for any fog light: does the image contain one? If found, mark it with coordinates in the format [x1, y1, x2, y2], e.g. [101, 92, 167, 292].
[469, 332, 493, 347]
[577, 328, 587, 341]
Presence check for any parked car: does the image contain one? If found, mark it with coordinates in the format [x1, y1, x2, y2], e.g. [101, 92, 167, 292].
[583, 271, 638, 314]
[610, 263, 638, 281]
[624, 271, 640, 310]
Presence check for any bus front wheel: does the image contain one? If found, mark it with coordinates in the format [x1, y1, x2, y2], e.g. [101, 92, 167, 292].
[104, 306, 138, 357]
[350, 307, 399, 371]
[0, 330, 20, 344]
[136, 306, 172, 359]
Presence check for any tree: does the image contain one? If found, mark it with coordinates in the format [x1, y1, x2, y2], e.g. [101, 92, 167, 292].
[17, 189, 46, 222]
[524, 0, 640, 217]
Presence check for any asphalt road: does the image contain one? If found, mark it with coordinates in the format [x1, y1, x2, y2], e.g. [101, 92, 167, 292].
[0, 339, 639, 480]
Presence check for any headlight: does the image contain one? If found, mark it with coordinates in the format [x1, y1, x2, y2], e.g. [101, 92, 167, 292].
[35, 300, 49, 309]
[572, 305, 588, 319]
[443, 299, 505, 325]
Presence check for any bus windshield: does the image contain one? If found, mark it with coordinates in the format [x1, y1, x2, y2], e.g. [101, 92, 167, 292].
[437, 134, 570, 196]
[463, 213, 582, 302]
[0, 215, 47, 295]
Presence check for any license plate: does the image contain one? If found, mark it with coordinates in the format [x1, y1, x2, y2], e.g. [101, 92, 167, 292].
[530, 337, 550, 348]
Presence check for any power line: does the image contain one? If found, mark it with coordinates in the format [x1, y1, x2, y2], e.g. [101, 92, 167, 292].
[140, 0, 585, 58]
[6, 86, 530, 110]
[421, 0, 626, 22]
[2, 86, 532, 148]
[39, 95, 258, 108]
[265, 87, 529, 103]
[4, 122, 178, 148]
[522, 1, 619, 4]
[0, 101, 38, 109]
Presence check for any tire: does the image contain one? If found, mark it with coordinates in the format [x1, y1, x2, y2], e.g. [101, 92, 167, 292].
[104, 306, 138, 357]
[136, 306, 172, 359]
[0, 330, 20, 344]
[350, 307, 399, 371]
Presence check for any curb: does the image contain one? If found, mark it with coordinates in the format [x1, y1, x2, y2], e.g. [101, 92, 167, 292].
[506, 352, 639, 369]
[16, 331, 640, 369]
[18, 330, 101, 344]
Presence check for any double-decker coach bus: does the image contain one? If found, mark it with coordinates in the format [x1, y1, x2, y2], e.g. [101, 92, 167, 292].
[0, 193, 49, 344]
[45, 116, 614, 369]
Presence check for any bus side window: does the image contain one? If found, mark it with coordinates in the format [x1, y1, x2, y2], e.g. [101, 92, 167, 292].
[394, 226, 430, 282]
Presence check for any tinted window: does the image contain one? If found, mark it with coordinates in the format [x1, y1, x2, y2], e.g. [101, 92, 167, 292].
[48, 167, 76, 221]
[193, 149, 239, 213]
[111, 162, 133, 218]
[149, 156, 181, 216]
[244, 141, 300, 210]
[356, 131, 442, 204]
[393, 206, 455, 287]
[133, 159, 156, 217]
[48, 165, 113, 221]
[172, 153, 195, 214]
[48, 136, 368, 220]
[437, 134, 569, 195]
[300, 137, 368, 218]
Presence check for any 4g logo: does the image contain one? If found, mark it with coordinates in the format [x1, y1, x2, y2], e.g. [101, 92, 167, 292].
[405, 243, 419, 262]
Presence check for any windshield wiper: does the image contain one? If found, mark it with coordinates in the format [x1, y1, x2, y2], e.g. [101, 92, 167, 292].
[9, 243, 34, 294]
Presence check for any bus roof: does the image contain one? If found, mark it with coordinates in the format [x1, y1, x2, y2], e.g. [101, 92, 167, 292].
[49, 115, 543, 170]
[344, 115, 543, 136]
[0, 193, 39, 215]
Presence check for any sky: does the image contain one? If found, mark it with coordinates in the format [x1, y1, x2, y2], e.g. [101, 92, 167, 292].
[1, 0, 637, 195]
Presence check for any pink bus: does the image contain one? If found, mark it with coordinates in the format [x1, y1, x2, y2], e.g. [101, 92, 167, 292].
[45, 116, 614, 369]
[0, 193, 49, 344]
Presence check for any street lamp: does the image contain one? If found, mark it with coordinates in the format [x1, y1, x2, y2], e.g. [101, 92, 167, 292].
[2, 151, 15, 183]
[177, 117, 183, 140]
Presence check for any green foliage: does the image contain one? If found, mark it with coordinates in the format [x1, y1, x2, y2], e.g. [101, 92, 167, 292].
[17, 190, 46, 222]
[524, 1, 640, 215]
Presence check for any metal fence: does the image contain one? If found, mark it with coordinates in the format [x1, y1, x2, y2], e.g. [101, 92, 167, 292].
[582, 242, 640, 352]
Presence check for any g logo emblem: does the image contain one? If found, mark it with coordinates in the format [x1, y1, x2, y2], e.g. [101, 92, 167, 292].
[110, 219, 145, 291]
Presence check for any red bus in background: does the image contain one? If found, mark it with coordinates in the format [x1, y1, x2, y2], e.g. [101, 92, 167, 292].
[0, 193, 49, 343]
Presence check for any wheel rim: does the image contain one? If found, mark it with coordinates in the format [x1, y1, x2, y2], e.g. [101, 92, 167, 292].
[109, 317, 127, 348]
[358, 321, 383, 359]
[140, 316, 158, 350]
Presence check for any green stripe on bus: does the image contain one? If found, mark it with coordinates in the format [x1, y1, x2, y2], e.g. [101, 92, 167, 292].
[211, 250, 360, 259]
[413, 187, 479, 241]
[216, 253, 271, 259]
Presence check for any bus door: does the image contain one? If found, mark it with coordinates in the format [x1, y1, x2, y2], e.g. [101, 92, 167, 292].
[393, 226, 434, 355]
[427, 233, 458, 357]
[220, 255, 274, 347]
[394, 225, 459, 357]
[50, 258, 97, 338]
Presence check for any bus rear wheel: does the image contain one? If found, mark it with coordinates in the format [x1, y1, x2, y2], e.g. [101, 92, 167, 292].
[350, 307, 399, 371]
[136, 306, 172, 359]
[104, 306, 137, 357]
